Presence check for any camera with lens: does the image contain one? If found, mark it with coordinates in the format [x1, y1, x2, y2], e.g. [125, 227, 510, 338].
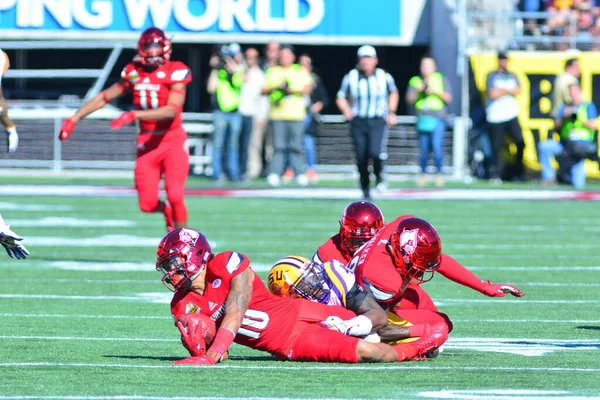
[216, 43, 240, 70]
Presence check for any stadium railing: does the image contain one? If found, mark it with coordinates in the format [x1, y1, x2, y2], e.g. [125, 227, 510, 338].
[0, 108, 470, 179]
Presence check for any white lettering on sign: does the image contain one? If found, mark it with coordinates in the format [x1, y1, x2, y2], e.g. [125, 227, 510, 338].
[3, 0, 325, 33]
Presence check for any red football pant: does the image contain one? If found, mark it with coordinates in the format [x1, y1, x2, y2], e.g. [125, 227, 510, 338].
[135, 127, 189, 223]
[275, 299, 360, 363]
[391, 284, 453, 332]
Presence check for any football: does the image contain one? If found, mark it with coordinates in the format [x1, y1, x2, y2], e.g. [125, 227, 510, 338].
[178, 313, 216, 345]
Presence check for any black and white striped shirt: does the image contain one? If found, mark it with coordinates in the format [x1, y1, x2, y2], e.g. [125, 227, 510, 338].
[337, 68, 397, 119]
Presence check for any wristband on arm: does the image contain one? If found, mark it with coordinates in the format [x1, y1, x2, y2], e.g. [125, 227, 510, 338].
[208, 327, 235, 360]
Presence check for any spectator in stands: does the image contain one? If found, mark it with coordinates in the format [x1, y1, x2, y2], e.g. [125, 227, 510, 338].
[239, 47, 269, 181]
[485, 51, 525, 184]
[299, 53, 329, 183]
[538, 84, 598, 188]
[337, 45, 398, 200]
[262, 44, 312, 187]
[261, 41, 280, 71]
[0, 50, 18, 153]
[207, 43, 244, 182]
[406, 55, 453, 188]
[566, 1, 596, 50]
[551, 58, 580, 118]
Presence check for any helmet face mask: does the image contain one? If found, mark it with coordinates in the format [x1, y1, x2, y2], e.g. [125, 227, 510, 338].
[137, 27, 172, 67]
[339, 201, 385, 259]
[269, 256, 331, 303]
[389, 217, 442, 295]
[156, 229, 212, 292]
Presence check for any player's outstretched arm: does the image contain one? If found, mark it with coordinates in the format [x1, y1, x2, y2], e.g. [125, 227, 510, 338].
[437, 254, 524, 297]
[205, 268, 253, 363]
[346, 285, 388, 333]
[59, 83, 126, 141]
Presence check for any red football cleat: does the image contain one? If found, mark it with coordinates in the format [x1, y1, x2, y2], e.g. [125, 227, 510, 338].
[163, 200, 174, 232]
[413, 322, 449, 358]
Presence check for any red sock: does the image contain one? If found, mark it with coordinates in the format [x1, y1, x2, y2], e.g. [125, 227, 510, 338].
[393, 342, 418, 362]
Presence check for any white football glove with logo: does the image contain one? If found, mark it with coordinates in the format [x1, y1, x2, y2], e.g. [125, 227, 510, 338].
[6, 126, 18, 153]
[0, 215, 30, 260]
[319, 315, 373, 338]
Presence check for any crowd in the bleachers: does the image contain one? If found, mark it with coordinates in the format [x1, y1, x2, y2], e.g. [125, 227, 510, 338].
[518, 0, 600, 50]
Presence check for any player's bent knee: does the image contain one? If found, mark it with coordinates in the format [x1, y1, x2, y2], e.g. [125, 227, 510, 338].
[139, 200, 159, 213]
[355, 340, 397, 363]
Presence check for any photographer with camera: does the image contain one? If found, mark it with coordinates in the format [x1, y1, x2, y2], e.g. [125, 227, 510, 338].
[207, 43, 245, 182]
[538, 84, 598, 189]
[261, 44, 312, 187]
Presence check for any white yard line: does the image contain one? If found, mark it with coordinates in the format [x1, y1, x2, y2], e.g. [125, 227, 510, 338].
[0, 362, 598, 373]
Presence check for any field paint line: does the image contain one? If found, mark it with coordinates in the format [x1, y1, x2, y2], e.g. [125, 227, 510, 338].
[1, 293, 598, 305]
[418, 389, 600, 400]
[0, 313, 170, 320]
[1, 313, 598, 324]
[450, 243, 598, 249]
[0, 336, 177, 342]
[22, 238, 218, 249]
[0, 279, 158, 284]
[0, 397, 359, 400]
[9, 217, 136, 227]
[0, 362, 600, 373]
[0, 202, 72, 211]
[26, 261, 600, 273]
[1, 335, 596, 344]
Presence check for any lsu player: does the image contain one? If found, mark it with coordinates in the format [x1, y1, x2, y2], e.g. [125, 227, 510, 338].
[59, 27, 192, 232]
[0, 214, 29, 259]
[313, 200, 384, 265]
[269, 256, 449, 348]
[0, 49, 19, 153]
[348, 216, 525, 331]
[156, 228, 447, 365]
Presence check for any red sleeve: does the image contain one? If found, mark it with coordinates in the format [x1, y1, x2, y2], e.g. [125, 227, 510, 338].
[168, 61, 192, 86]
[358, 255, 403, 303]
[437, 253, 486, 292]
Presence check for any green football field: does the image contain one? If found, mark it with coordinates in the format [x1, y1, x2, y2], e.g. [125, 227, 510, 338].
[1, 183, 599, 399]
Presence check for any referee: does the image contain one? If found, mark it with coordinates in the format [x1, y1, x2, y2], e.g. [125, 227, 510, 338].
[336, 45, 398, 200]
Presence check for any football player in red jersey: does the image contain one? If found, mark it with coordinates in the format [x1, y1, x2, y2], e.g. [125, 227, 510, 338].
[58, 27, 192, 232]
[313, 200, 385, 264]
[347, 216, 525, 329]
[156, 228, 448, 365]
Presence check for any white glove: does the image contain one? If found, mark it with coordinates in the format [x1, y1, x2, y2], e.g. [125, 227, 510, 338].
[318, 315, 373, 338]
[345, 315, 373, 337]
[6, 126, 18, 153]
[318, 316, 349, 334]
[0, 216, 30, 259]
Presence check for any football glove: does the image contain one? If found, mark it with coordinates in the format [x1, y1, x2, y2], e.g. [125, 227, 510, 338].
[0, 216, 29, 260]
[111, 111, 137, 130]
[176, 320, 207, 357]
[172, 355, 217, 365]
[59, 118, 77, 141]
[480, 280, 525, 297]
[318, 316, 349, 334]
[6, 126, 18, 153]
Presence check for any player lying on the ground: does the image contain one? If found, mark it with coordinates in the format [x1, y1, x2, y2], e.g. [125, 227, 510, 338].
[156, 228, 448, 365]
[346, 216, 524, 330]
[313, 200, 385, 265]
[59, 27, 192, 232]
[268, 255, 449, 346]
[0, 214, 29, 259]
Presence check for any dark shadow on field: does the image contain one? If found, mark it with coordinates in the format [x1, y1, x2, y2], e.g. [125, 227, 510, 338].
[103, 354, 278, 362]
[576, 326, 600, 331]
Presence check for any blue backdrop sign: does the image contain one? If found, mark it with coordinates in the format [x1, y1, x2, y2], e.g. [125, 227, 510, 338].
[0, 0, 424, 45]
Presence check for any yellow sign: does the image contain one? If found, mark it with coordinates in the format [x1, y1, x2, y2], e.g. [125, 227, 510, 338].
[470, 51, 600, 177]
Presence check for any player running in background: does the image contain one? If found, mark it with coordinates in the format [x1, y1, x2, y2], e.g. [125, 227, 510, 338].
[348, 216, 524, 330]
[0, 49, 19, 153]
[155, 228, 447, 365]
[0, 214, 29, 259]
[58, 27, 192, 232]
[268, 255, 449, 348]
[313, 200, 385, 265]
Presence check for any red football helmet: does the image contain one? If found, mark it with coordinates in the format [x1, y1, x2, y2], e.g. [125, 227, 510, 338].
[156, 228, 212, 292]
[339, 201, 385, 259]
[137, 27, 172, 66]
[389, 217, 442, 294]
